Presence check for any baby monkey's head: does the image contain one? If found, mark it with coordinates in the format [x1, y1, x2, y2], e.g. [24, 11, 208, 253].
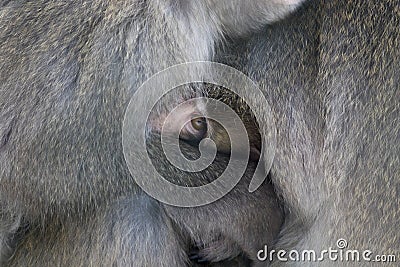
[150, 99, 261, 162]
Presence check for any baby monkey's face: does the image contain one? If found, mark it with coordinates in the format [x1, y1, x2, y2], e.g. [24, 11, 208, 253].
[150, 100, 261, 161]
[150, 101, 208, 143]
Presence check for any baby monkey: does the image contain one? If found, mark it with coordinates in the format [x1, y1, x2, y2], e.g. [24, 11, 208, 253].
[148, 92, 282, 266]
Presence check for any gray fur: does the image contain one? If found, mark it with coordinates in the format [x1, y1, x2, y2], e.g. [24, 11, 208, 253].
[215, 0, 400, 265]
[0, 0, 299, 266]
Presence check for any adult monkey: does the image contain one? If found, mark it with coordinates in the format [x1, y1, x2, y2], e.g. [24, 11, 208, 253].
[0, 0, 303, 266]
[215, 0, 399, 265]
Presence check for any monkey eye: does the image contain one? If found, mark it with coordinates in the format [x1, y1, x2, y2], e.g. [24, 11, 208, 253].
[180, 116, 208, 143]
[191, 117, 207, 131]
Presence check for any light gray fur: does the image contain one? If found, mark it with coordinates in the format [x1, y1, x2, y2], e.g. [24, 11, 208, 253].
[215, 0, 400, 265]
[0, 0, 301, 266]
